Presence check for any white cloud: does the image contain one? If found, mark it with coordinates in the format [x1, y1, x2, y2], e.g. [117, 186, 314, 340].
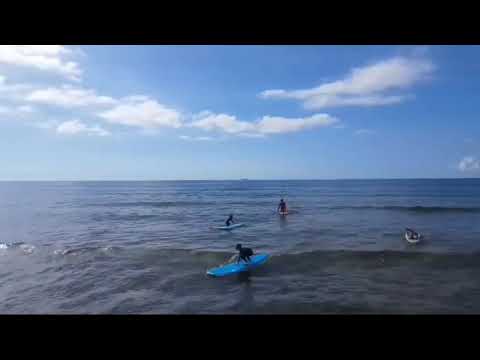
[179, 135, 213, 141]
[56, 120, 110, 137]
[259, 56, 434, 109]
[2, 75, 182, 132]
[98, 97, 182, 129]
[458, 156, 480, 172]
[190, 112, 338, 136]
[303, 94, 408, 109]
[190, 113, 255, 134]
[26, 86, 116, 108]
[0, 45, 82, 81]
[354, 129, 375, 135]
[256, 114, 337, 134]
[237, 132, 267, 138]
[0, 75, 34, 99]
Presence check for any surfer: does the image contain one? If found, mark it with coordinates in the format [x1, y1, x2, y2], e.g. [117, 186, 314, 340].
[225, 214, 234, 227]
[405, 228, 419, 240]
[235, 243, 253, 263]
[278, 198, 287, 213]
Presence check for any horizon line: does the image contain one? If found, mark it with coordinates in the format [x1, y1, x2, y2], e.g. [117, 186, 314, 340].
[0, 177, 479, 182]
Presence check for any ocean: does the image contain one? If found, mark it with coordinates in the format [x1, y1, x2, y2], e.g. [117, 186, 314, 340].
[1, 179, 480, 313]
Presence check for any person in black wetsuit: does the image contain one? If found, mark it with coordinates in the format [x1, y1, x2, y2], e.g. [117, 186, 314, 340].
[236, 243, 253, 263]
[277, 198, 287, 213]
[226, 214, 234, 226]
[406, 228, 419, 239]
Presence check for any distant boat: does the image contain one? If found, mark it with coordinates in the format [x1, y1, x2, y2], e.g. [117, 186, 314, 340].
[240, 178, 249, 181]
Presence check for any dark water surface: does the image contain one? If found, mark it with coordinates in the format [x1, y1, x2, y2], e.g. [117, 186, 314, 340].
[1, 179, 479, 313]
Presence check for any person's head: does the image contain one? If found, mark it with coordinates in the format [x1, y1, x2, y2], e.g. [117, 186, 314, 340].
[280, 198, 284, 202]
[229, 214, 233, 218]
[236, 243, 242, 250]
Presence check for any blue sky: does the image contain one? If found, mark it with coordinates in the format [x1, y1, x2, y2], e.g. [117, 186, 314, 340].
[0, 45, 479, 180]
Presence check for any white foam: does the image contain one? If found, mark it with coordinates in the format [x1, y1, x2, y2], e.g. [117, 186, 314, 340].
[20, 244, 35, 254]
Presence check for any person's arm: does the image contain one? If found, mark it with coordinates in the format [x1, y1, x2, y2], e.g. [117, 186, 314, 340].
[226, 254, 238, 264]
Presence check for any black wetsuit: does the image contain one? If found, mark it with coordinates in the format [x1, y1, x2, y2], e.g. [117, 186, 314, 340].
[278, 201, 286, 212]
[406, 228, 418, 238]
[238, 247, 254, 263]
[226, 216, 234, 226]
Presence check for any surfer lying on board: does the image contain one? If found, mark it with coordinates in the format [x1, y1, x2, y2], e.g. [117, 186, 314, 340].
[278, 199, 287, 213]
[226, 214, 234, 226]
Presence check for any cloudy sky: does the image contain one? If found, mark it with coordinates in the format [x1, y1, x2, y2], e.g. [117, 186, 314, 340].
[0, 45, 479, 180]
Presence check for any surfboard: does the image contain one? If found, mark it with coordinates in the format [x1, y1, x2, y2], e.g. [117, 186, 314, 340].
[207, 254, 270, 277]
[215, 223, 245, 230]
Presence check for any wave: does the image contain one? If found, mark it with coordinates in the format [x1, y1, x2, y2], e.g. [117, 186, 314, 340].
[0, 242, 35, 254]
[85, 200, 287, 209]
[109, 247, 480, 267]
[238, 249, 480, 273]
[87, 201, 217, 208]
[82, 202, 480, 213]
[90, 213, 161, 222]
[7, 241, 480, 272]
[323, 206, 480, 213]
[53, 245, 123, 256]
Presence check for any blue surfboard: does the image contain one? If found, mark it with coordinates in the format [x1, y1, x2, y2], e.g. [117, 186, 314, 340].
[207, 254, 270, 277]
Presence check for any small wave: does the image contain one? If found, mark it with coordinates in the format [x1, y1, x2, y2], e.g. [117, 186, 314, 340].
[0, 242, 34, 254]
[383, 206, 480, 213]
[91, 213, 160, 222]
[54, 245, 122, 256]
[264, 249, 480, 273]
[101, 246, 118, 252]
[15, 244, 480, 275]
[128, 247, 480, 272]
[324, 206, 480, 213]
[86, 201, 217, 208]
[19, 244, 35, 254]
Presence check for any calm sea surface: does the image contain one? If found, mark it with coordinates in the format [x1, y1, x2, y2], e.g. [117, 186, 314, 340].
[1, 179, 480, 313]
